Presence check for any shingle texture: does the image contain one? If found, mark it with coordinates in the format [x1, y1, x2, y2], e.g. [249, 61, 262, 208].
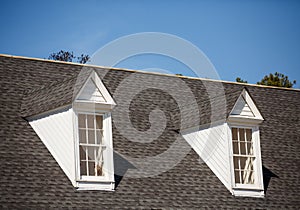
[0, 55, 299, 208]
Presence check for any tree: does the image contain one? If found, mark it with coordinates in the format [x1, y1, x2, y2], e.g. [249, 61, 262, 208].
[48, 50, 90, 64]
[77, 54, 90, 64]
[257, 72, 296, 88]
[236, 77, 247, 83]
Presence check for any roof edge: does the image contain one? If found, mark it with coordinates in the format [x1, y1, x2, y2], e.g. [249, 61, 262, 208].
[1, 53, 299, 92]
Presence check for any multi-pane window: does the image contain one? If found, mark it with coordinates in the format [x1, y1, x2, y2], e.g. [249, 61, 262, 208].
[78, 114, 105, 177]
[232, 128, 255, 185]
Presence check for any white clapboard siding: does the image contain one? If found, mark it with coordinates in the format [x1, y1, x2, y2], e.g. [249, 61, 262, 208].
[182, 123, 231, 190]
[231, 96, 254, 117]
[77, 78, 106, 102]
[29, 108, 76, 186]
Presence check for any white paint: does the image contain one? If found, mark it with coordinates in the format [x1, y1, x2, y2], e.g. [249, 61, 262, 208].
[75, 71, 116, 106]
[29, 108, 77, 187]
[227, 124, 265, 197]
[229, 89, 264, 123]
[73, 111, 115, 190]
[182, 123, 232, 191]
[231, 96, 254, 117]
[232, 188, 264, 197]
[76, 181, 115, 191]
[73, 71, 116, 190]
[77, 78, 106, 102]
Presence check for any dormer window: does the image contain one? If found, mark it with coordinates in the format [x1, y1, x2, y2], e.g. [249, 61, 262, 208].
[73, 71, 116, 190]
[231, 127, 256, 186]
[228, 89, 264, 197]
[78, 114, 105, 177]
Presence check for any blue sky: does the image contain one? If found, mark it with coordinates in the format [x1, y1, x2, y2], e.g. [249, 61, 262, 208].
[1, 0, 299, 87]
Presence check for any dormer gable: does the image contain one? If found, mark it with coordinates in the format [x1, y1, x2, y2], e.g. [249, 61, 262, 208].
[77, 77, 106, 102]
[75, 71, 115, 104]
[228, 88, 264, 124]
[73, 71, 116, 112]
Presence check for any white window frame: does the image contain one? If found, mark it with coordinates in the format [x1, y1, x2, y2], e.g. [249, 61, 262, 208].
[228, 123, 264, 196]
[76, 112, 108, 181]
[73, 109, 115, 190]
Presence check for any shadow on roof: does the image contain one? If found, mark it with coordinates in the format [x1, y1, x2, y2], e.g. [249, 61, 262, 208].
[262, 165, 279, 194]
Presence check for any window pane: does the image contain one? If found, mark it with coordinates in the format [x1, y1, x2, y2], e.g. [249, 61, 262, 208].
[96, 147, 104, 176]
[240, 157, 246, 170]
[88, 161, 95, 176]
[239, 128, 245, 142]
[246, 129, 252, 142]
[96, 115, 103, 129]
[233, 157, 239, 169]
[79, 129, 86, 143]
[96, 130, 103, 145]
[247, 143, 254, 155]
[87, 146, 96, 161]
[240, 157, 254, 171]
[78, 114, 86, 128]
[95, 162, 103, 176]
[80, 161, 87, 176]
[87, 115, 94, 129]
[79, 146, 86, 161]
[88, 130, 95, 144]
[241, 170, 255, 184]
[232, 128, 238, 140]
[234, 171, 240, 184]
[240, 142, 246, 155]
[232, 142, 239, 155]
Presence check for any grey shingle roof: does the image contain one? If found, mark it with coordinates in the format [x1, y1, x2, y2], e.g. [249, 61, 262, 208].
[0, 55, 300, 208]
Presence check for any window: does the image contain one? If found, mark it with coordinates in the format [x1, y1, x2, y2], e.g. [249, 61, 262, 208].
[78, 114, 105, 178]
[229, 125, 264, 197]
[232, 128, 255, 186]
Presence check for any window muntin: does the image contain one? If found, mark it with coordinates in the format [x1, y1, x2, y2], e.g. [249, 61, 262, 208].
[78, 114, 105, 177]
[232, 127, 255, 185]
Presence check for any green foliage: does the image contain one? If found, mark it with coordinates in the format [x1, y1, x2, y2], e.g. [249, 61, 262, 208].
[257, 72, 296, 88]
[49, 50, 90, 64]
[236, 77, 248, 83]
[175, 73, 183, 76]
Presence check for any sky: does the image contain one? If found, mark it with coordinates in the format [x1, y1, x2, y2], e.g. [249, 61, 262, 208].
[1, 0, 300, 87]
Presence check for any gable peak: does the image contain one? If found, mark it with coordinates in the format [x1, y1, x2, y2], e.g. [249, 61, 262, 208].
[228, 89, 264, 123]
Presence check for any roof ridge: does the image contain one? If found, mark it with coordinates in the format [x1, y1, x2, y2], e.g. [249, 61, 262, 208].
[1, 53, 299, 92]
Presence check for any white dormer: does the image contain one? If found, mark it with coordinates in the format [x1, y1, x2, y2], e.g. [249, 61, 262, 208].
[227, 89, 264, 197]
[28, 70, 116, 191]
[182, 88, 264, 198]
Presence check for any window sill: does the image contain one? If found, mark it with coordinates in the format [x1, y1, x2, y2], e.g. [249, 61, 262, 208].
[76, 180, 115, 191]
[232, 188, 264, 198]
[233, 185, 263, 191]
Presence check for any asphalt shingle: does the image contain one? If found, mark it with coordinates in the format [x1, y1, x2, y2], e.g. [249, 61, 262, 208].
[0, 55, 299, 208]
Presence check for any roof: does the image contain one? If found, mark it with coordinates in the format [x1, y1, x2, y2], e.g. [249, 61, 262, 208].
[0, 54, 300, 208]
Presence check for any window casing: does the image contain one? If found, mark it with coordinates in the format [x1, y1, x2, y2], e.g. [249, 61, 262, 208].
[229, 124, 264, 192]
[232, 127, 255, 187]
[74, 110, 114, 186]
[78, 114, 105, 178]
